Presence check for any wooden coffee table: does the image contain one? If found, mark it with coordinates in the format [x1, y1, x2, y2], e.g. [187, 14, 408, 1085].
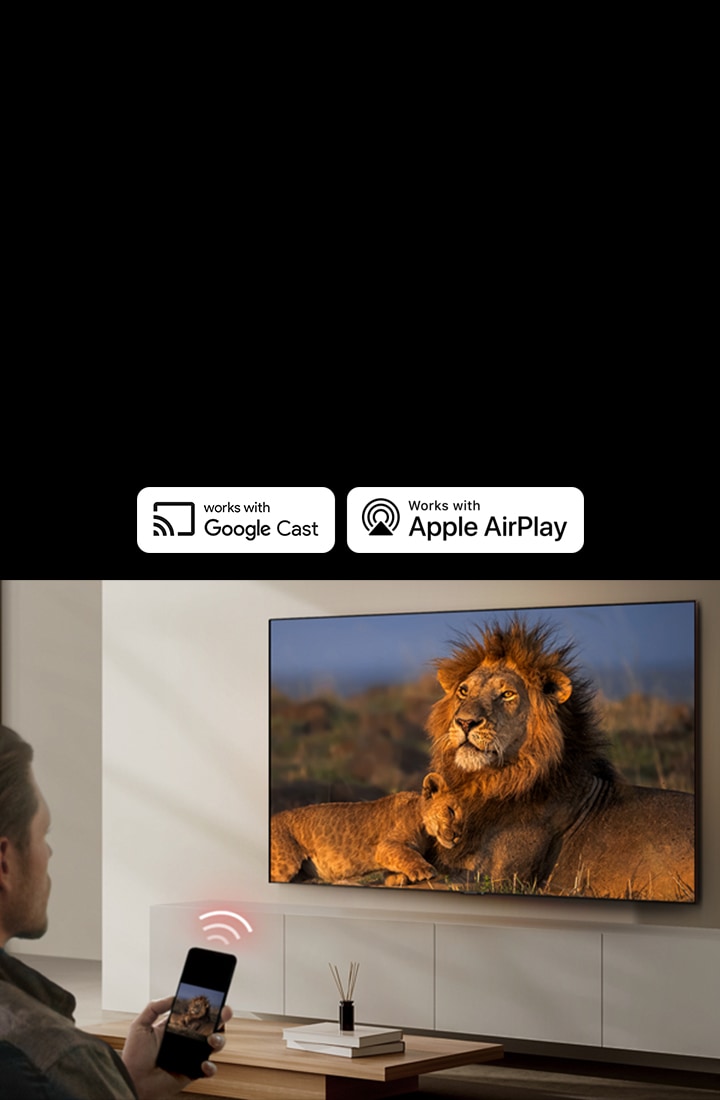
[86, 1016, 503, 1099]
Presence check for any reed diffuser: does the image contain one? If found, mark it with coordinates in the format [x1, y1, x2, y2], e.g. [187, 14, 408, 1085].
[329, 961, 359, 1031]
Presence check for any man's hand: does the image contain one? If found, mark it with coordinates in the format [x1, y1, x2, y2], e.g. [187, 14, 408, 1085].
[121, 996, 233, 1100]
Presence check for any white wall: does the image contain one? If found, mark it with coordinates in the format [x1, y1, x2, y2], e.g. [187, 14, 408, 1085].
[1, 580, 102, 959]
[102, 579, 720, 1012]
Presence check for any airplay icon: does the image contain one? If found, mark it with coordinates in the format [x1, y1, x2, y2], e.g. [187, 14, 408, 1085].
[361, 498, 401, 536]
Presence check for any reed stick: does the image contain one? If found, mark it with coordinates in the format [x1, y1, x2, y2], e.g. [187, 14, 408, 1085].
[329, 961, 359, 1000]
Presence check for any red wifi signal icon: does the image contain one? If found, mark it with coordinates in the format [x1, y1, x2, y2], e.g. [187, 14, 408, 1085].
[199, 909, 253, 945]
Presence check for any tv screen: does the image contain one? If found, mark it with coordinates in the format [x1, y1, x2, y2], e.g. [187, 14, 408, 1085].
[269, 600, 697, 903]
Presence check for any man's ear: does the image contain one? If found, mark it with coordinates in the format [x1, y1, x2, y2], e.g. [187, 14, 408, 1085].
[0, 837, 11, 880]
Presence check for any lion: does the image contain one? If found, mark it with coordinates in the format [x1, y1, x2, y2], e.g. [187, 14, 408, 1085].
[270, 772, 463, 886]
[426, 618, 695, 901]
[171, 994, 214, 1036]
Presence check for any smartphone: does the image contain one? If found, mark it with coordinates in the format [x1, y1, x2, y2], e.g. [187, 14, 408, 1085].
[156, 947, 236, 1079]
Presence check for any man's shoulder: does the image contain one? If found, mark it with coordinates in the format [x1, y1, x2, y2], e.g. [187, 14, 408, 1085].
[0, 950, 76, 1018]
[0, 981, 137, 1099]
[0, 978, 78, 1046]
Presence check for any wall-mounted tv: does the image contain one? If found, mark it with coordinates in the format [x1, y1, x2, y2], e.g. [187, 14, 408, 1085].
[269, 600, 697, 903]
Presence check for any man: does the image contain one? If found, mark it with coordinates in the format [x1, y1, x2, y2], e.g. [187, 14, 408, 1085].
[0, 724, 231, 1099]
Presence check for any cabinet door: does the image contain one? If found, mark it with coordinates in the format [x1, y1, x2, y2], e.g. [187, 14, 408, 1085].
[285, 915, 435, 1029]
[436, 924, 602, 1045]
[603, 931, 720, 1058]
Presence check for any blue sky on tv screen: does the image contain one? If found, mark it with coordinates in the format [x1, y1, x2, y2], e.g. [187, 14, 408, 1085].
[270, 601, 696, 703]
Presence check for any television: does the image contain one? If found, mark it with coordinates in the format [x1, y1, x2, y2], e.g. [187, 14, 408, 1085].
[269, 599, 698, 903]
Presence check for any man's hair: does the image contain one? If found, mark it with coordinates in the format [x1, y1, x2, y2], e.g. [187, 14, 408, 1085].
[0, 725, 38, 851]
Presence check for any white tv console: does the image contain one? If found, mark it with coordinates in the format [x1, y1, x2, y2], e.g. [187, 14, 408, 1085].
[150, 902, 719, 1063]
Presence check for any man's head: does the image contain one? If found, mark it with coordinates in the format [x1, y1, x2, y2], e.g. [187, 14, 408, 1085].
[0, 725, 37, 850]
[0, 725, 52, 945]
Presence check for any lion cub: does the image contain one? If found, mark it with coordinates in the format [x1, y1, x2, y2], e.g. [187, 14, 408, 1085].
[270, 772, 463, 886]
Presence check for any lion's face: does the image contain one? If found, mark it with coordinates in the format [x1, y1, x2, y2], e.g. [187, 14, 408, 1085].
[186, 995, 211, 1019]
[420, 771, 464, 849]
[428, 626, 575, 798]
[443, 666, 534, 773]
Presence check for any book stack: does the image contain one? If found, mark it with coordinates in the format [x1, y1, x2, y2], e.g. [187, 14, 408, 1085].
[282, 1020, 405, 1058]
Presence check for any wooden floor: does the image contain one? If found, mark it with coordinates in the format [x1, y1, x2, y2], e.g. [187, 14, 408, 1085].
[12, 955, 720, 1100]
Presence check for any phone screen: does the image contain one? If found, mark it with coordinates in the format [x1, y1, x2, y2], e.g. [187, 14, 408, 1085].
[156, 948, 236, 1078]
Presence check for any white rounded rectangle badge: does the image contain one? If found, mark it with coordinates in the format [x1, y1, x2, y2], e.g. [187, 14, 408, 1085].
[347, 488, 584, 553]
[138, 487, 335, 553]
